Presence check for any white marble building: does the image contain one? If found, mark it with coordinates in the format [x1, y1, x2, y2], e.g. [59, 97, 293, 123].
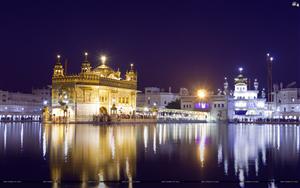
[210, 68, 268, 122]
[270, 83, 300, 120]
[0, 86, 51, 121]
[137, 87, 179, 109]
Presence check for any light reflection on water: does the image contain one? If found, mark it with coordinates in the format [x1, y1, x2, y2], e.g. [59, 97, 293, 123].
[0, 122, 299, 187]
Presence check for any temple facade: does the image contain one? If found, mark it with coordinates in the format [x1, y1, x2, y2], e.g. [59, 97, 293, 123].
[51, 53, 137, 122]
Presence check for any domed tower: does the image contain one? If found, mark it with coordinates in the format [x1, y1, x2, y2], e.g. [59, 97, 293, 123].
[93, 55, 114, 77]
[125, 63, 137, 81]
[53, 55, 64, 77]
[81, 52, 92, 73]
[234, 67, 248, 92]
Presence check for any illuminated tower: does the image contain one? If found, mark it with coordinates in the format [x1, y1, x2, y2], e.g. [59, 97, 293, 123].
[266, 53, 274, 102]
[81, 52, 92, 73]
[125, 63, 137, 81]
[53, 55, 64, 77]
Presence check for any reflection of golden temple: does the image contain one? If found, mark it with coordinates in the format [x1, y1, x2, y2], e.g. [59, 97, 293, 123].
[44, 124, 136, 182]
[51, 53, 137, 122]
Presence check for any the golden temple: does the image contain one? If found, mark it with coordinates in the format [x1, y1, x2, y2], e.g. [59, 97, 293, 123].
[51, 53, 137, 122]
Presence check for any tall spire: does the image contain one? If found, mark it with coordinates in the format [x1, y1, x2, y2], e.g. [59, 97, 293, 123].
[53, 54, 64, 77]
[81, 52, 91, 73]
[56, 54, 61, 64]
[130, 63, 134, 70]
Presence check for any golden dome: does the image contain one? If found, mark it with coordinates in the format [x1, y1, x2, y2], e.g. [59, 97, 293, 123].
[93, 64, 114, 77]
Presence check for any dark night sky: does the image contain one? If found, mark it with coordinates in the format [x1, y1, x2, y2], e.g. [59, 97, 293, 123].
[0, 0, 299, 93]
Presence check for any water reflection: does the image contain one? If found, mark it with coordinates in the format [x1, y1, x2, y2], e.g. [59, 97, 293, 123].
[0, 122, 299, 187]
[44, 124, 136, 182]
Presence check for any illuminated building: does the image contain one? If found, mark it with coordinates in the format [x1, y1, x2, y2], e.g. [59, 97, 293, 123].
[227, 68, 267, 121]
[137, 87, 179, 109]
[51, 53, 137, 122]
[270, 83, 300, 120]
[0, 87, 51, 121]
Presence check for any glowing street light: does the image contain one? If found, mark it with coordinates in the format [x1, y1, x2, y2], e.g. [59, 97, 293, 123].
[197, 89, 207, 99]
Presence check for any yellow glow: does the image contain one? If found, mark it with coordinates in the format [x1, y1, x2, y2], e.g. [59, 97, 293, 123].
[100, 55, 107, 64]
[197, 89, 207, 99]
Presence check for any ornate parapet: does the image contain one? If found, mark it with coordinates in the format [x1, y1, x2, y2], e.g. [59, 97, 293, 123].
[52, 74, 137, 90]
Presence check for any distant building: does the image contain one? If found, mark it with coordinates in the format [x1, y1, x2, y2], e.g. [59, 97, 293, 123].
[270, 83, 300, 120]
[137, 87, 179, 109]
[210, 94, 228, 122]
[32, 86, 52, 106]
[0, 87, 51, 121]
[180, 95, 196, 110]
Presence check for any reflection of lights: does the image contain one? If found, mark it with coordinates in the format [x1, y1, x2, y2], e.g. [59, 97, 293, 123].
[126, 158, 132, 183]
[21, 124, 23, 151]
[143, 107, 149, 112]
[144, 126, 148, 150]
[163, 125, 166, 144]
[159, 124, 162, 145]
[153, 127, 156, 154]
[98, 172, 105, 188]
[255, 158, 259, 176]
[217, 145, 222, 165]
[199, 125, 206, 167]
[239, 169, 245, 188]
[224, 160, 228, 175]
[268, 181, 277, 188]
[277, 125, 280, 150]
[297, 126, 300, 152]
[43, 130, 46, 158]
[4, 126, 7, 151]
[194, 125, 198, 140]
[64, 128, 68, 161]
[109, 129, 115, 159]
